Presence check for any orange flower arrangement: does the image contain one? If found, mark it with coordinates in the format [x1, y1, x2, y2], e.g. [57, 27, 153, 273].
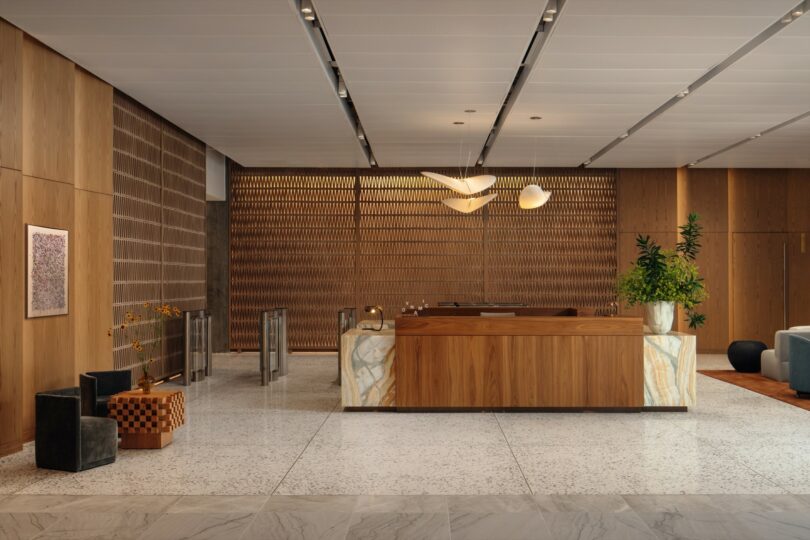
[109, 302, 182, 392]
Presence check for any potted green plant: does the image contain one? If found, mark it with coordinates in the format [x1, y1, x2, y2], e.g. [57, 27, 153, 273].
[617, 213, 707, 334]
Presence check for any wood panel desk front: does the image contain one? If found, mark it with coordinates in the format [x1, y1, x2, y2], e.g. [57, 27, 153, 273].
[394, 316, 643, 409]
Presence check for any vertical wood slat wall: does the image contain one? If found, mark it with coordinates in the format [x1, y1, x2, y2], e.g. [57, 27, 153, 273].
[230, 167, 617, 351]
[112, 92, 206, 380]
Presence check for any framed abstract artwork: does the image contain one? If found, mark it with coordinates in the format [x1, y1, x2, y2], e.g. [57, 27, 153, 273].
[26, 225, 69, 318]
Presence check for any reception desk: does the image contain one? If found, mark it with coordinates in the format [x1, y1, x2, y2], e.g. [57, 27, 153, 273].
[341, 313, 705, 411]
[395, 316, 644, 409]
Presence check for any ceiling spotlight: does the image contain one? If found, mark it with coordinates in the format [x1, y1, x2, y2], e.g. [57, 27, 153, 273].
[357, 125, 366, 141]
[304, 11, 316, 21]
[782, 14, 793, 23]
[583, 159, 591, 166]
[677, 89, 690, 98]
[750, 133, 762, 139]
[542, 13, 554, 22]
[688, 162, 697, 167]
[545, 0, 558, 14]
[453, 121, 465, 125]
[530, 116, 542, 120]
[369, 154, 377, 166]
[301, 0, 313, 13]
[477, 158, 484, 165]
[464, 109, 476, 113]
[619, 132, 629, 139]
[792, 9, 803, 17]
[337, 75, 348, 98]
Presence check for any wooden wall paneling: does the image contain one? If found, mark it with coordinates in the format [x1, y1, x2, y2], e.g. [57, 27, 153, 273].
[160, 123, 206, 374]
[582, 335, 643, 407]
[731, 233, 787, 346]
[0, 168, 23, 455]
[21, 37, 74, 184]
[359, 170, 484, 321]
[787, 169, 810, 233]
[112, 93, 164, 376]
[0, 20, 22, 171]
[486, 169, 617, 309]
[682, 168, 729, 233]
[21, 175, 75, 439]
[680, 167, 731, 350]
[230, 169, 356, 350]
[691, 232, 730, 352]
[617, 168, 678, 233]
[788, 232, 810, 327]
[786, 170, 810, 327]
[230, 167, 618, 350]
[74, 68, 113, 195]
[729, 169, 787, 233]
[73, 189, 113, 376]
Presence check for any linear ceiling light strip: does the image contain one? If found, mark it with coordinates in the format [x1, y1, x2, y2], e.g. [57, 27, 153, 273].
[583, 0, 809, 167]
[476, 0, 566, 166]
[687, 109, 810, 167]
[294, 0, 378, 167]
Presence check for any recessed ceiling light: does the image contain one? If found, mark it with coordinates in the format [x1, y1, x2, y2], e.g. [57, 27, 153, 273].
[464, 109, 476, 113]
[453, 121, 465, 125]
[337, 75, 348, 98]
[619, 132, 629, 139]
[688, 162, 697, 167]
[530, 116, 542, 120]
[301, 0, 313, 13]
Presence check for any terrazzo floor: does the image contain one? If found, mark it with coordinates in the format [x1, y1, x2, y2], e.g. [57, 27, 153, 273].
[1, 353, 810, 538]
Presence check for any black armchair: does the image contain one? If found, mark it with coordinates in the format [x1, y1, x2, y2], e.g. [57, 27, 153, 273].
[79, 370, 132, 417]
[35, 387, 118, 472]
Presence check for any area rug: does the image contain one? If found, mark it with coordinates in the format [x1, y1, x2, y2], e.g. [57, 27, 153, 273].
[699, 370, 810, 412]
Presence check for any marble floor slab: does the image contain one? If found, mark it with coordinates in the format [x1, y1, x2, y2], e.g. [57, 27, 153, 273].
[0, 494, 807, 539]
[1, 352, 810, 504]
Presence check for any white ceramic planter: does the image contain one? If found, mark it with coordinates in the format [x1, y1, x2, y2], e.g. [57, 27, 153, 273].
[645, 301, 675, 334]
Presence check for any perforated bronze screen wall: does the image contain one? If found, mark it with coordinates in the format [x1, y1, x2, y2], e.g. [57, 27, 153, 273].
[113, 92, 206, 380]
[230, 167, 617, 351]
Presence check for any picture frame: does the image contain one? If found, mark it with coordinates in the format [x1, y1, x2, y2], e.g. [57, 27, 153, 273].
[26, 224, 69, 318]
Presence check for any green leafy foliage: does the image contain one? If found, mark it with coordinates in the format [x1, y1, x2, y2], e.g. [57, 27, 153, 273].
[617, 213, 708, 329]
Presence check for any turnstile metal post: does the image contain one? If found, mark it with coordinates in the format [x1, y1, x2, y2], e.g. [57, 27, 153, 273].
[275, 307, 288, 377]
[183, 311, 192, 386]
[205, 312, 213, 376]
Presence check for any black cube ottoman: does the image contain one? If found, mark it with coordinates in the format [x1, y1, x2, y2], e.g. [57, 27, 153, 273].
[727, 340, 767, 373]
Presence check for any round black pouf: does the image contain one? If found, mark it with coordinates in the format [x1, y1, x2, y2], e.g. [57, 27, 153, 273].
[727, 340, 767, 373]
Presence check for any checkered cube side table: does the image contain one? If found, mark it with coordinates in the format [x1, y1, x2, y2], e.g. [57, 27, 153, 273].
[108, 389, 186, 449]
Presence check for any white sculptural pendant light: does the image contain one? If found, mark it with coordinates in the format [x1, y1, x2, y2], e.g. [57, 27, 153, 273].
[519, 133, 552, 210]
[442, 193, 498, 214]
[519, 184, 551, 209]
[420, 171, 496, 195]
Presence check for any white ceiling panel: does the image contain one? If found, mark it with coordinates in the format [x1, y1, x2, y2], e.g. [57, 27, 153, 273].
[485, 0, 800, 167]
[314, 0, 546, 167]
[0, 0, 370, 167]
[697, 114, 810, 168]
[599, 12, 810, 168]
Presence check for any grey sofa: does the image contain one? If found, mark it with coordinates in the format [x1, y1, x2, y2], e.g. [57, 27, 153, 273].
[79, 370, 132, 417]
[35, 387, 118, 472]
[789, 335, 810, 398]
[761, 327, 810, 381]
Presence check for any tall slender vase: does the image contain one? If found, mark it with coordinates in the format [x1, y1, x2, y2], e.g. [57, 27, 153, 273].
[645, 301, 675, 334]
